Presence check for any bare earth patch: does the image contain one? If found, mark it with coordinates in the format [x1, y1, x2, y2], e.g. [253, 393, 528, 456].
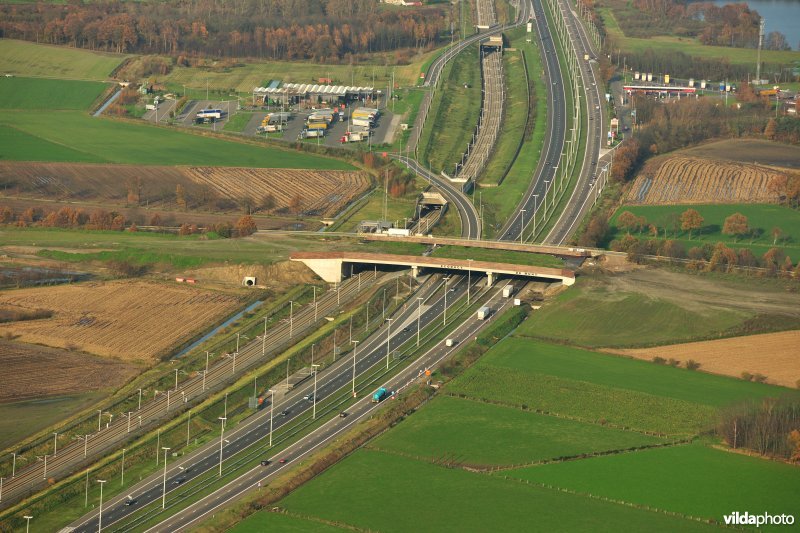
[607, 330, 800, 388]
[0, 280, 244, 362]
[0, 340, 138, 402]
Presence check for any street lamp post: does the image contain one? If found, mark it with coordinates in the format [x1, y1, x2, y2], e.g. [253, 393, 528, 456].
[121, 448, 126, 486]
[532, 194, 539, 241]
[53, 432, 58, 456]
[268, 390, 274, 447]
[161, 447, 170, 509]
[97, 479, 107, 532]
[312, 364, 320, 419]
[23, 516, 32, 533]
[174, 368, 179, 391]
[443, 277, 451, 326]
[289, 301, 294, 338]
[204, 351, 212, 391]
[520, 209, 526, 244]
[42, 455, 47, 480]
[11, 453, 16, 478]
[218, 417, 227, 476]
[351, 341, 359, 395]
[385, 318, 394, 369]
[138, 388, 142, 410]
[417, 297, 423, 347]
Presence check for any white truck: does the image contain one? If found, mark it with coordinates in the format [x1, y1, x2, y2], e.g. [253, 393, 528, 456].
[502, 285, 514, 298]
[340, 132, 366, 143]
[477, 306, 491, 320]
[351, 117, 372, 128]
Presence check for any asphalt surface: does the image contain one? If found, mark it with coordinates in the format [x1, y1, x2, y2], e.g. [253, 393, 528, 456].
[67, 274, 510, 532]
[541, 0, 608, 245]
[0, 275, 379, 508]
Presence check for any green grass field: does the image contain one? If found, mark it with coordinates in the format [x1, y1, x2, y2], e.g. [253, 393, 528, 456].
[515, 280, 751, 348]
[598, 8, 800, 67]
[370, 395, 669, 465]
[609, 203, 800, 258]
[0, 393, 102, 450]
[0, 111, 352, 168]
[508, 442, 800, 523]
[448, 337, 790, 435]
[0, 228, 338, 268]
[431, 245, 565, 268]
[229, 511, 348, 533]
[222, 111, 256, 133]
[276, 449, 717, 532]
[418, 43, 482, 175]
[163, 51, 436, 95]
[0, 39, 126, 80]
[0, 125, 102, 162]
[0, 77, 109, 110]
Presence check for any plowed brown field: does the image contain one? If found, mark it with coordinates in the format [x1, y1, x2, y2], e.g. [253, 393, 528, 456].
[0, 340, 137, 402]
[0, 162, 370, 217]
[625, 156, 783, 205]
[0, 280, 244, 362]
[609, 330, 800, 387]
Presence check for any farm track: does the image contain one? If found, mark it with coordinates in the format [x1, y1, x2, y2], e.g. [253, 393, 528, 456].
[625, 157, 782, 205]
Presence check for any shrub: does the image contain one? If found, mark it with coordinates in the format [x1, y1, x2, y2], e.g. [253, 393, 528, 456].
[685, 359, 701, 371]
[668, 358, 681, 367]
[652, 356, 666, 365]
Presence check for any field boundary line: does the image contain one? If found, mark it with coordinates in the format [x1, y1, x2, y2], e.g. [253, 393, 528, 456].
[268, 509, 368, 532]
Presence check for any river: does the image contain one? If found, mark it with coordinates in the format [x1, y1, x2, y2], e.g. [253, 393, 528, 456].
[704, 0, 800, 50]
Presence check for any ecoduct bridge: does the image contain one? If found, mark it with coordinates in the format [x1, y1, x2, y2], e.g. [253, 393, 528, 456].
[290, 251, 576, 287]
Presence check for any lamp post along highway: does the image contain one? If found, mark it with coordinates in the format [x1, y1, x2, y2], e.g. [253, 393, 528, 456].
[520, 209, 526, 243]
[467, 260, 473, 304]
[218, 417, 226, 476]
[53, 432, 58, 456]
[268, 389, 274, 447]
[262, 317, 267, 355]
[312, 364, 320, 419]
[289, 300, 294, 338]
[97, 479, 107, 532]
[443, 277, 450, 326]
[351, 340, 359, 395]
[121, 448, 126, 486]
[385, 318, 394, 369]
[161, 447, 170, 509]
[24, 515, 32, 533]
[417, 297, 423, 347]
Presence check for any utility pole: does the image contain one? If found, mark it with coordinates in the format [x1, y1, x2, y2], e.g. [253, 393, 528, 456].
[351, 340, 359, 395]
[161, 448, 170, 509]
[218, 417, 226, 476]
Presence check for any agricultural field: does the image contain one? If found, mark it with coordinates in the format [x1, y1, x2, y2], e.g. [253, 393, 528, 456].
[0, 111, 353, 169]
[230, 512, 348, 533]
[0, 339, 138, 402]
[625, 156, 783, 205]
[273, 449, 716, 532]
[516, 269, 800, 348]
[369, 395, 670, 466]
[610, 330, 800, 388]
[0, 161, 370, 217]
[0, 77, 110, 110]
[680, 139, 800, 170]
[508, 442, 800, 523]
[608, 203, 800, 257]
[0, 279, 245, 362]
[0, 39, 126, 80]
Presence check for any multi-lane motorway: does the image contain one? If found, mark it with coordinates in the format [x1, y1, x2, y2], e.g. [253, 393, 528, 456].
[66, 274, 505, 532]
[0, 275, 379, 507]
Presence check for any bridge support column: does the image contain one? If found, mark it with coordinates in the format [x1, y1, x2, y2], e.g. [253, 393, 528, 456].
[411, 265, 420, 278]
[486, 271, 494, 288]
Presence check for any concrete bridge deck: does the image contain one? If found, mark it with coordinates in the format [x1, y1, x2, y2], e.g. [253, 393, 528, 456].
[357, 234, 594, 258]
[290, 251, 575, 286]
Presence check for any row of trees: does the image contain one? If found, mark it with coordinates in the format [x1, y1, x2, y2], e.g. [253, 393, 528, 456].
[617, 209, 785, 243]
[0, 205, 259, 238]
[718, 398, 800, 460]
[0, 0, 447, 61]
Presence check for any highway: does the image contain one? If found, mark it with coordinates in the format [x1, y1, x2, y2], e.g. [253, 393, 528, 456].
[497, 0, 567, 243]
[0, 274, 380, 508]
[66, 274, 505, 532]
[542, 0, 607, 245]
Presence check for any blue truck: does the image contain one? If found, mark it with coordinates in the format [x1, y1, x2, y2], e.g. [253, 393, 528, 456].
[372, 387, 389, 403]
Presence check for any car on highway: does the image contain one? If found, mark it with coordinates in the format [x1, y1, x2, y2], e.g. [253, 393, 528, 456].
[172, 477, 186, 485]
[303, 393, 314, 402]
[402, 327, 410, 332]
[280, 410, 289, 417]
[125, 498, 137, 506]
[339, 411, 348, 418]
[279, 458, 288, 464]
[260, 460, 271, 466]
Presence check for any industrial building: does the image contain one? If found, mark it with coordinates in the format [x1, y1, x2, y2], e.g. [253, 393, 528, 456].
[252, 82, 378, 107]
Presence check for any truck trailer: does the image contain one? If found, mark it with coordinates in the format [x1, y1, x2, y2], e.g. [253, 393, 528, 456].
[477, 306, 491, 320]
[502, 285, 514, 298]
[372, 387, 389, 403]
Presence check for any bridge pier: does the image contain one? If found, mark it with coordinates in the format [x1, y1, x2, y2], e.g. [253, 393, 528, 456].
[412, 265, 420, 278]
[486, 271, 494, 287]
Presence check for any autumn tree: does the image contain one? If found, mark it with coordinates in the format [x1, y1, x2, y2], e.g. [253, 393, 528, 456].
[722, 213, 749, 242]
[771, 226, 783, 245]
[235, 215, 258, 237]
[260, 193, 276, 212]
[150, 213, 162, 226]
[764, 118, 777, 140]
[289, 193, 303, 215]
[616, 211, 639, 234]
[176, 184, 187, 210]
[680, 208, 704, 239]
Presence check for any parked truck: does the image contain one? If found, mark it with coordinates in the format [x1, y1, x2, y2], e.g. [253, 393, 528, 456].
[351, 117, 372, 128]
[372, 387, 389, 403]
[477, 306, 491, 320]
[340, 132, 365, 143]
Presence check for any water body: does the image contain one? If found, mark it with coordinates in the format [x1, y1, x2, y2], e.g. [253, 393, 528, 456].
[173, 300, 264, 359]
[703, 0, 800, 50]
